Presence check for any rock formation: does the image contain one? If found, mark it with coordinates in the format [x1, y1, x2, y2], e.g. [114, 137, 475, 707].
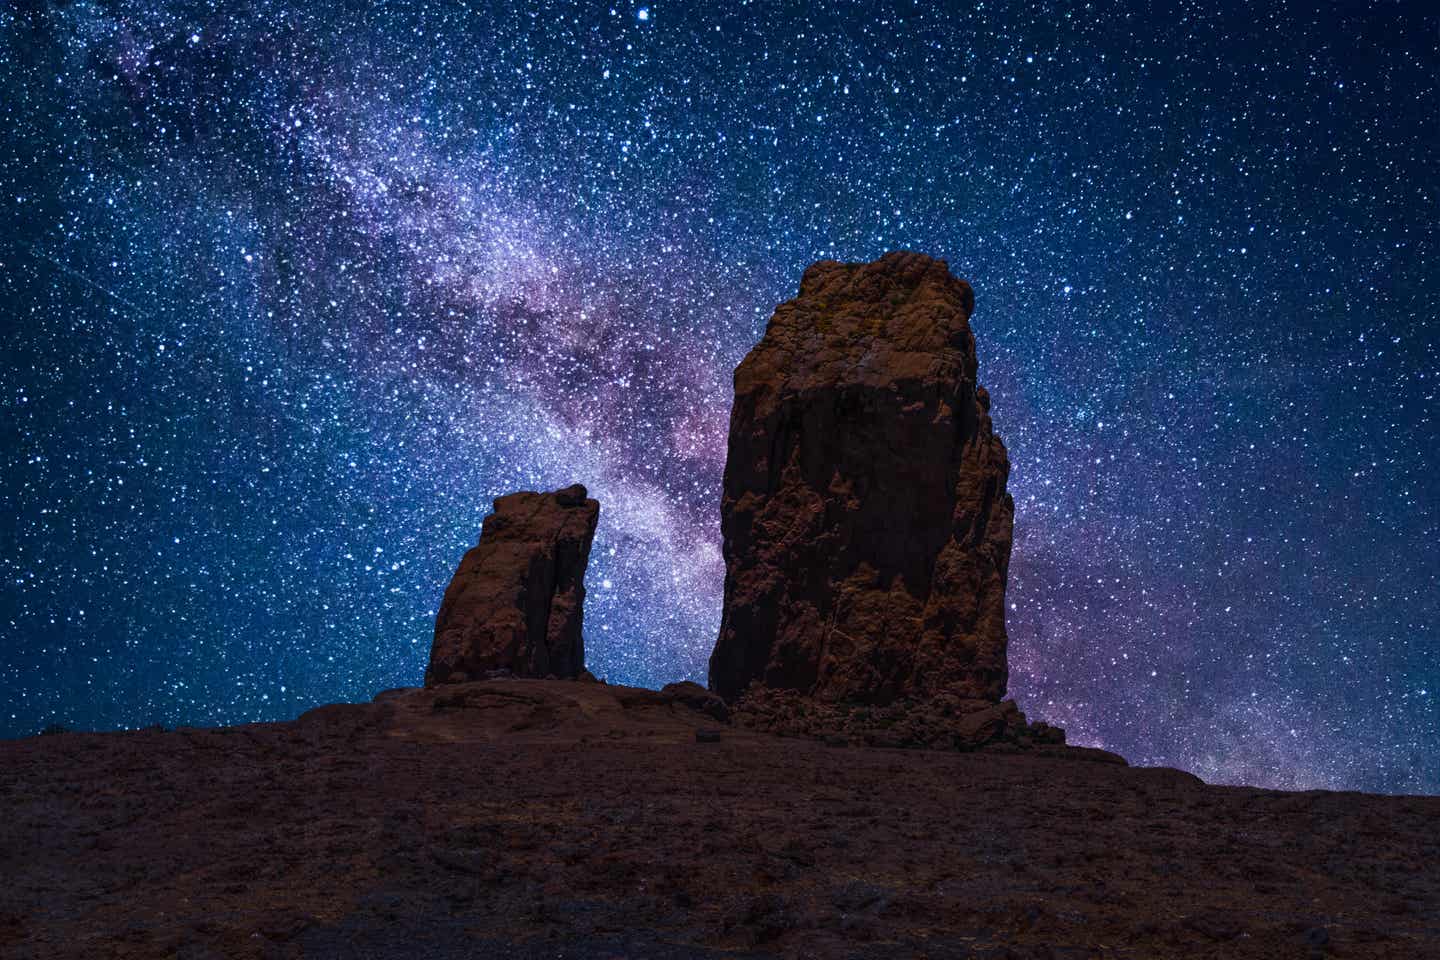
[660, 680, 731, 724]
[426, 483, 599, 685]
[709, 251, 1014, 705]
[727, 685, 1071, 752]
[25, 678, 1440, 959]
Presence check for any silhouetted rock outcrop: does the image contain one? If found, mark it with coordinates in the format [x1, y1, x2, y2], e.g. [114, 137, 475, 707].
[661, 680, 730, 723]
[727, 686, 1080, 755]
[426, 484, 599, 685]
[709, 251, 1014, 706]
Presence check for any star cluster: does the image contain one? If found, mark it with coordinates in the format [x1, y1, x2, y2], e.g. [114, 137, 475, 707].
[2, 1, 1436, 793]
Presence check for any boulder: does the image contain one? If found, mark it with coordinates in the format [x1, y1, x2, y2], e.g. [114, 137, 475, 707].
[709, 252, 1014, 705]
[426, 484, 599, 685]
[661, 681, 730, 723]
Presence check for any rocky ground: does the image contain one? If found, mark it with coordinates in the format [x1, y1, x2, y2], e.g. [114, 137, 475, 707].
[726, 685, 1072, 753]
[3, 679, 1438, 959]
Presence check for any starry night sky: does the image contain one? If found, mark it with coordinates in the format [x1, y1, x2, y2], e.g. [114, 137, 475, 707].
[3, 2, 1437, 793]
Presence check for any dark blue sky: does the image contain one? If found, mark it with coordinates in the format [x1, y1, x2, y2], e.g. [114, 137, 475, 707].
[3, 1, 1436, 793]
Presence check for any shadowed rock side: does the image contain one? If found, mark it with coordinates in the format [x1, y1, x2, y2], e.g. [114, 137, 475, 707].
[426, 484, 599, 685]
[710, 251, 1014, 705]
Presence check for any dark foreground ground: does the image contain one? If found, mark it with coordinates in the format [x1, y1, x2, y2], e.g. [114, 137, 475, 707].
[2, 680, 1438, 959]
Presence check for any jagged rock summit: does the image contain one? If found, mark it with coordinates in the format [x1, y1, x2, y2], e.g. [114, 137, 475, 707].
[709, 251, 1014, 707]
[426, 483, 599, 685]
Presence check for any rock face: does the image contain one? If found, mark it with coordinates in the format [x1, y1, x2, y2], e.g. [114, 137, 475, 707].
[709, 251, 1014, 705]
[426, 484, 599, 685]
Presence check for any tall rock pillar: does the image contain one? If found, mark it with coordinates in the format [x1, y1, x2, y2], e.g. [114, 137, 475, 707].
[709, 252, 1013, 705]
[427, 484, 599, 685]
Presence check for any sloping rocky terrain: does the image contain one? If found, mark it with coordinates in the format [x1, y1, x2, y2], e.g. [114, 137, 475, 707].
[4, 679, 1438, 959]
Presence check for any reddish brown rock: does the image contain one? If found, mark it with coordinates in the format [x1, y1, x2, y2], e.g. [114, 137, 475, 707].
[660, 680, 730, 723]
[727, 685, 1075, 753]
[426, 484, 599, 685]
[10, 682, 1438, 959]
[709, 251, 1014, 705]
